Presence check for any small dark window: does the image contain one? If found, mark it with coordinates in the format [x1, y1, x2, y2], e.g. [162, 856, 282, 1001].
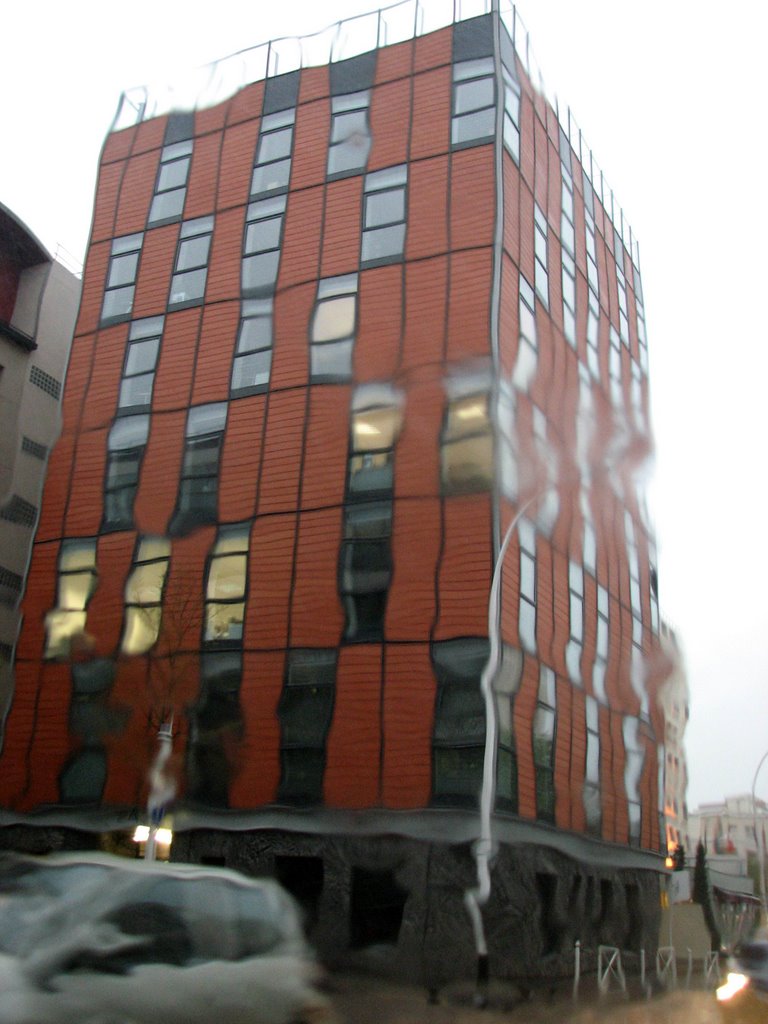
[168, 404, 226, 537]
[102, 414, 149, 532]
[431, 638, 489, 807]
[350, 868, 406, 949]
[276, 650, 336, 805]
[59, 747, 107, 804]
[274, 856, 324, 935]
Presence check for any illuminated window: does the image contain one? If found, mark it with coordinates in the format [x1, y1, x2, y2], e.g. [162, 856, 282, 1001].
[497, 383, 517, 500]
[118, 316, 163, 414]
[102, 414, 149, 532]
[327, 91, 371, 178]
[168, 216, 213, 309]
[309, 275, 357, 382]
[361, 165, 407, 266]
[340, 386, 402, 642]
[440, 391, 493, 496]
[101, 233, 143, 324]
[241, 196, 285, 297]
[121, 537, 171, 656]
[148, 139, 192, 225]
[169, 403, 227, 536]
[45, 539, 98, 659]
[251, 108, 295, 197]
[204, 524, 249, 645]
[277, 649, 337, 805]
[584, 696, 602, 835]
[533, 666, 556, 822]
[347, 385, 403, 499]
[451, 58, 495, 147]
[230, 298, 273, 396]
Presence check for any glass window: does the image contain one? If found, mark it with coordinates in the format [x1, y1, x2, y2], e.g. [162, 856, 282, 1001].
[277, 649, 336, 805]
[343, 501, 392, 539]
[251, 108, 295, 197]
[503, 67, 520, 162]
[360, 165, 407, 266]
[534, 204, 549, 308]
[327, 91, 371, 178]
[120, 537, 170, 656]
[101, 234, 143, 324]
[102, 414, 149, 532]
[451, 60, 495, 148]
[584, 696, 602, 835]
[59, 748, 107, 804]
[310, 276, 358, 382]
[519, 518, 537, 654]
[347, 389, 403, 500]
[513, 275, 537, 392]
[45, 540, 98, 659]
[149, 139, 192, 225]
[204, 525, 249, 645]
[241, 198, 285, 297]
[533, 666, 556, 823]
[440, 392, 492, 495]
[118, 317, 163, 414]
[168, 404, 226, 536]
[431, 637, 488, 807]
[168, 218, 213, 308]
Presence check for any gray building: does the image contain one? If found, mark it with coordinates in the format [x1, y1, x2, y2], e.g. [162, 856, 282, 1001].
[0, 203, 80, 734]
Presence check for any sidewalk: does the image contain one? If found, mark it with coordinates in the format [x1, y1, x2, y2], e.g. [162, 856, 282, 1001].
[325, 970, 717, 1024]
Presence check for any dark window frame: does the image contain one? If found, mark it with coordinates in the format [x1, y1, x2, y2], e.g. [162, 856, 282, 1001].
[101, 233, 144, 326]
[360, 165, 408, 268]
[327, 90, 372, 180]
[202, 524, 250, 649]
[251, 108, 295, 199]
[148, 139, 193, 226]
[168, 217, 214, 311]
[230, 297, 274, 398]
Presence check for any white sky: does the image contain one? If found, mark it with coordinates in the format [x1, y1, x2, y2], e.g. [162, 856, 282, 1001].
[2, 0, 767, 811]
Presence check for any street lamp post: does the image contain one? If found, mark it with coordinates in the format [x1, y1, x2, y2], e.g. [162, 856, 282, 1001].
[464, 491, 542, 1007]
[751, 749, 768, 921]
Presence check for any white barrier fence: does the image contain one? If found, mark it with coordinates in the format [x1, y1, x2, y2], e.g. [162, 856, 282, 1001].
[571, 940, 721, 1001]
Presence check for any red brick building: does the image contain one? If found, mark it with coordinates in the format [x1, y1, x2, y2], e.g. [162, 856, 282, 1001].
[0, 5, 668, 981]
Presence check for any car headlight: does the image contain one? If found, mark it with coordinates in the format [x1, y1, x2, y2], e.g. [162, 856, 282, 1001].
[716, 972, 750, 1002]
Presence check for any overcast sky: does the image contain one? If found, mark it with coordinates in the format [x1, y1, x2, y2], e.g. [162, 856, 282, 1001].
[3, 0, 766, 811]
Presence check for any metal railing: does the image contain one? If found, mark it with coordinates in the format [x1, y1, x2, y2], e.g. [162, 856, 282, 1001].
[110, 0, 639, 268]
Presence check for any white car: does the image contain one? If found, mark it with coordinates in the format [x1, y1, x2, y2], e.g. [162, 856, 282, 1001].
[0, 851, 334, 1024]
